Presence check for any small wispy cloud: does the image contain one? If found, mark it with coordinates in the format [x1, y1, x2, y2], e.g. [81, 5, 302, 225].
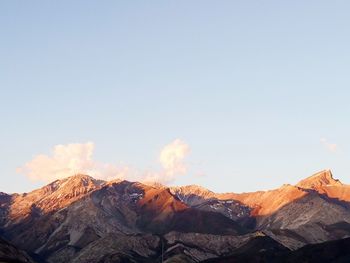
[320, 138, 338, 153]
[17, 139, 191, 184]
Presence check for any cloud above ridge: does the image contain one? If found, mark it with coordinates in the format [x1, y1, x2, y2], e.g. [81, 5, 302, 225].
[17, 142, 130, 182]
[17, 139, 191, 184]
[143, 139, 191, 184]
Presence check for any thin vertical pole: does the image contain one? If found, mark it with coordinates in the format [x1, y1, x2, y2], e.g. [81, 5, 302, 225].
[161, 238, 164, 263]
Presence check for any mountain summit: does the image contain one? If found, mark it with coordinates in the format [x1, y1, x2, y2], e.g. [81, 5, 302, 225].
[1, 170, 350, 262]
[296, 170, 342, 189]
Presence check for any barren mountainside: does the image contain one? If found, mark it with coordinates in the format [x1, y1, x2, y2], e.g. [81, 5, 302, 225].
[1, 170, 350, 262]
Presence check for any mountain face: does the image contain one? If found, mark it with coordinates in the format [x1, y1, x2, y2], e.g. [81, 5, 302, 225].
[169, 185, 216, 206]
[1, 170, 350, 262]
[204, 236, 350, 263]
[296, 170, 341, 188]
[0, 175, 246, 262]
[0, 236, 36, 263]
[170, 170, 350, 249]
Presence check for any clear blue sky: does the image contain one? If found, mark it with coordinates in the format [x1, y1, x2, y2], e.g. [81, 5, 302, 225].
[1, 1, 350, 193]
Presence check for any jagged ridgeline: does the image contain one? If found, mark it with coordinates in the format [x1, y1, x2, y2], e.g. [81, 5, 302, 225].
[1, 170, 350, 262]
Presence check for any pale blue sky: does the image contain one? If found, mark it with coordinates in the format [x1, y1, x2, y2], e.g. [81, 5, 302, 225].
[1, 1, 350, 193]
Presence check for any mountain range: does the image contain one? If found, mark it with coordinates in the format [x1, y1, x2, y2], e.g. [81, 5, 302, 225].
[1, 170, 350, 262]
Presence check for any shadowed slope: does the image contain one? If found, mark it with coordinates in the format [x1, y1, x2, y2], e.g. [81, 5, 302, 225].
[0, 176, 248, 262]
[203, 236, 350, 263]
[1, 170, 350, 262]
[0, 237, 36, 263]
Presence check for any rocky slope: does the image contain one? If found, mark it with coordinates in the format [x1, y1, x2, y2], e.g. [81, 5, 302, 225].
[0, 236, 36, 263]
[169, 185, 216, 206]
[0, 175, 246, 262]
[205, 236, 350, 263]
[170, 170, 350, 249]
[1, 170, 350, 262]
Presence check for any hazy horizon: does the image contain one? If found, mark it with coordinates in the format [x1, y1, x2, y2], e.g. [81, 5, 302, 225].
[1, 1, 350, 193]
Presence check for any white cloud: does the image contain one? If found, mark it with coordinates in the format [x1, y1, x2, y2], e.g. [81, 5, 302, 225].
[160, 139, 190, 176]
[17, 139, 191, 185]
[17, 142, 128, 182]
[142, 139, 191, 184]
[320, 138, 338, 153]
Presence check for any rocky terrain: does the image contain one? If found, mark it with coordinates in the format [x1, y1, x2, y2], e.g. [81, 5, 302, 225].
[204, 236, 350, 263]
[1, 170, 350, 262]
[0, 236, 36, 263]
[172, 170, 350, 249]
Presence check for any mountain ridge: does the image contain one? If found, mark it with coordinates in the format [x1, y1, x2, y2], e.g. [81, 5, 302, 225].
[1, 169, 350, 262]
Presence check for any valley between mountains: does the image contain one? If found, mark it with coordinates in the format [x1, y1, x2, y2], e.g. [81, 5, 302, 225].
[1, 170, 350, 262]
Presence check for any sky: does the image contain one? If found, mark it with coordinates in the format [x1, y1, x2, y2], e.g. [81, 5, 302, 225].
[1, 1, 350, 194]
